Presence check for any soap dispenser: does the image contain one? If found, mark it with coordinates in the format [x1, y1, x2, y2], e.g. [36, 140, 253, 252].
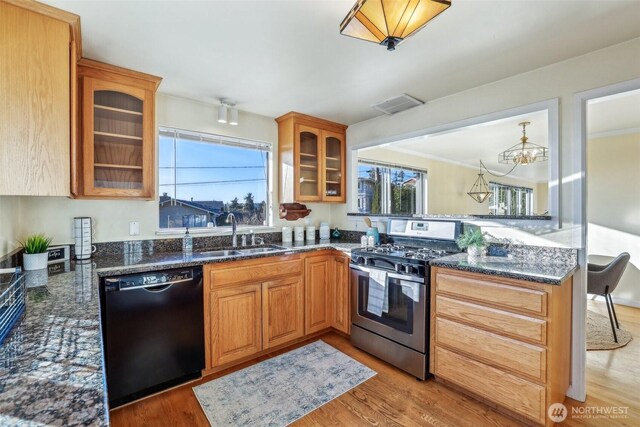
[183, 227, 193, 253]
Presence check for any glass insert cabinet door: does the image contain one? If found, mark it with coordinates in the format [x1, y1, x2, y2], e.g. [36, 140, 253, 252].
[82, 77, 153, 198]
[322, 130, 345, 201]
[295, 124, 322, 201]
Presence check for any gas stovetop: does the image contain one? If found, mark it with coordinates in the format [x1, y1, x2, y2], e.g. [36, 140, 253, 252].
[353, 244, 452, 260]
[350, 218, 463, 279]
[351, 243, 460, 278]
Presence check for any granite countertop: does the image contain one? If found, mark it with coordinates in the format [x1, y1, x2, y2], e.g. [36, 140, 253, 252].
[0, 269, 107, 426]
[429, 252, 578, 285]
[0, 240, 358, 426]
[91, 240, 360, 278]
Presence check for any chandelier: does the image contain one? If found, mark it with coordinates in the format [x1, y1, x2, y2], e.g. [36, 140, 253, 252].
[339, 0, 452, 51]
[498, 121, 548, 165]
[467, 162, 491, 203]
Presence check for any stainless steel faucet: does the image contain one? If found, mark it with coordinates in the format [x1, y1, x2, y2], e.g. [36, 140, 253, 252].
[226, 213, 238, 247]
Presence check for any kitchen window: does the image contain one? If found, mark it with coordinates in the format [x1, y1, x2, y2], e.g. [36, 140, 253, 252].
[357, 160, 426, 215]
[158, 127, 271, 229]
[488, 182, 533, 216]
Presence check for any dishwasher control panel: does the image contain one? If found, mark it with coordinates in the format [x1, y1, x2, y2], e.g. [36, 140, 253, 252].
[104, 268, 194, 291]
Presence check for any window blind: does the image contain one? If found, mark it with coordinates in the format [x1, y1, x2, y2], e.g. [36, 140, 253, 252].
[159, 127, 271, 152]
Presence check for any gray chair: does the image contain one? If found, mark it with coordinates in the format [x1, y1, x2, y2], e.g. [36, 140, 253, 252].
[587, 252, 630, 343]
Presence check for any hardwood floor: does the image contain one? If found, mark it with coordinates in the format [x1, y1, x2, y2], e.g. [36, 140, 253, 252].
[111, 300, 639, 426]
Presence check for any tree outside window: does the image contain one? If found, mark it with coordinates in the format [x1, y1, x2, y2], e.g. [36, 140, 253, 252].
[357, 161, 426, 215]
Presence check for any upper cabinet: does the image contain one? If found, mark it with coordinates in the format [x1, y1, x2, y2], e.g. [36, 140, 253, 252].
[75, 59, 161, 199]
[0, 2, 80, 196]
[276, 112, 347, 203]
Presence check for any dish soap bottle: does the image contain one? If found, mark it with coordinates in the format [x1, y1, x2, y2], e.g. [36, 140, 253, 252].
[183, 227, 193, 253]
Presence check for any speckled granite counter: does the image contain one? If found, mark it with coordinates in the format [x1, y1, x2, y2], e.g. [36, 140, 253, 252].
[0, 240, 357, 426]
[0, 270, 108, 426]
[429, 252, 578, 285]
[90, 241, 360, 278]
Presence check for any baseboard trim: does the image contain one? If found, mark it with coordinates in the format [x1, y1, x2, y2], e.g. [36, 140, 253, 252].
[589, 294, 640, 308]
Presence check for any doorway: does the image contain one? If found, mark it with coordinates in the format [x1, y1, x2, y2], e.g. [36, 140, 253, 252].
[573, 79, 640, 403]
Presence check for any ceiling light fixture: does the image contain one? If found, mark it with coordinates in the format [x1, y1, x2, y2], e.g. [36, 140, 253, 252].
[229, 107, 238, 126]
[339, 0, 451, 51]
[467, 162, 491, 203]
[467, 160, 520, 204]
[218, 99, 238, 126]
[217, 104, 227, 124]
[498, 121, 548, 165]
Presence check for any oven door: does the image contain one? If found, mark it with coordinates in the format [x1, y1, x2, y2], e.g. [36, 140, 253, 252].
[350, 265, 426, 352]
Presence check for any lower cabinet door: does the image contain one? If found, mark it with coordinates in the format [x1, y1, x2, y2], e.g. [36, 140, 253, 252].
[262, 277, 305, 349]
[305, 255, 332, 334]
[332, 255, 350, 334]
[210, 284, 262, 367]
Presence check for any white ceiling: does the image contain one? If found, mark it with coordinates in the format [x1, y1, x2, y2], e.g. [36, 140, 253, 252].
[588, 89, 640, 136]
[44, 0, 640, 125]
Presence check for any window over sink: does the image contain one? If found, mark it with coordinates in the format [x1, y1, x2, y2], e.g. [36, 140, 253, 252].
[158, 127, 272, 229]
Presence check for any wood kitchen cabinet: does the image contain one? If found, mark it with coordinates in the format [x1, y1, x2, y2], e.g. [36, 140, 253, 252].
[276, 112, 347, 203]
[75, 59, 161, 199]
[209, 283, 262, 367]
[204, 255, 304, 371]
[430, 267, 572, 426]
[331, 254, 351, 334]
[204, 251, 352, 373]
[262, 276, 305, 349]
[304, 253, 333, 334]
[0, 2, 80, 196]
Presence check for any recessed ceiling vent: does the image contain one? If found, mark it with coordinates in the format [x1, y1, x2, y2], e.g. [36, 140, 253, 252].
[371, 93, 424, 115]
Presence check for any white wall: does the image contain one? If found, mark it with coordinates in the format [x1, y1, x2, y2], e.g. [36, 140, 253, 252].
[587, 132, 640, 305]
[335, 37, 640, 249]
[0, 196, 24, 257]
[15, 94, 333, 246]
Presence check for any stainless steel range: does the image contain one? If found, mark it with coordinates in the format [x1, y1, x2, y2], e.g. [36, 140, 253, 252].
[350, 218, 462, 379]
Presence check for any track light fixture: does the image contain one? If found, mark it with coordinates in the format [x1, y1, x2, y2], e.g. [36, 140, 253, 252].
[218, 99, 238, 126]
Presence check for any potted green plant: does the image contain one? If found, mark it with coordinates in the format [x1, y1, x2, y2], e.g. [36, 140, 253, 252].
[20, 234, 52, 271]
[456, 228, 487, 258]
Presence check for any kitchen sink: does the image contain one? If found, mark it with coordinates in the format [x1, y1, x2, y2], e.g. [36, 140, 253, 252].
[199, 249, 242, 257]
[238, 245, 287, 254]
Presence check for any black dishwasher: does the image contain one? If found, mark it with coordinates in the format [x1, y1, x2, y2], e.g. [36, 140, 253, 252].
[100, 267, 204, 408]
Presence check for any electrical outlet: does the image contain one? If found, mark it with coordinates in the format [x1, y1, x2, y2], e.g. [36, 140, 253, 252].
[129, 221, 140, 236]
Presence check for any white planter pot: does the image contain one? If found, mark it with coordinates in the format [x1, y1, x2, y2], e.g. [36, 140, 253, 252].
[23, 252, 49, 271]
[467, 246, 486, 258]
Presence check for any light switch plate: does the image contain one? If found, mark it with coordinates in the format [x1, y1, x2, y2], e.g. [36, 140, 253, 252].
[129, 221, 140, 236]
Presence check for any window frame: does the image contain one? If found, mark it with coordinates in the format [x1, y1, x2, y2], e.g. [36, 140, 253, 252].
[156, 127, 274, 234]
[488, 181, 534, 216]
[356, 159, 428, 216]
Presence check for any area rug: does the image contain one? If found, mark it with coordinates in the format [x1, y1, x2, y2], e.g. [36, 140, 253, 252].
[587, 309, 633, 350]
[193, 340, 377, 426]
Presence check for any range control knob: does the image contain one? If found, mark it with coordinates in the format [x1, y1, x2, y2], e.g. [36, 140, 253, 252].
[403, 264, 415, 275]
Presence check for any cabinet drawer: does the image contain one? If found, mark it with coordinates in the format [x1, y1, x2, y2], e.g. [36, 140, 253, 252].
[435, 271, 547, 316]
[208, 259, 303, 288]
[435, 317, 546, 382]
[435, 295, 547, 345]
[435, 347, 545, 424]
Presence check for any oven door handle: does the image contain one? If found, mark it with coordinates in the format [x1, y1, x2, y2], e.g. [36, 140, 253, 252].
[350, 265, 423, 284]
